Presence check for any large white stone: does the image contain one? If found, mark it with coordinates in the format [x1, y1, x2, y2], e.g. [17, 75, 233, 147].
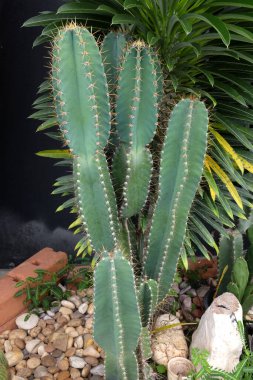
[16, 313, 39, 330]
[151, 314, 188, 366]
[190, 292, 243, 372]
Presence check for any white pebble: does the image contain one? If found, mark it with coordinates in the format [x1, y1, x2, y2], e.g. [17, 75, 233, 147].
[16, 314, 39, 330]
[78, 303, 88, 314]
[61, 300, 76, 310]
[69, 356, 86, 368]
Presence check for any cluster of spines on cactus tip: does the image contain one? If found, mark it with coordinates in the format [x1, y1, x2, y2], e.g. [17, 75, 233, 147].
[93, 250, 141, 380]
[143, 99, 209, 301]
[50, 23, 119, 253]
[114, 40, 161, 218]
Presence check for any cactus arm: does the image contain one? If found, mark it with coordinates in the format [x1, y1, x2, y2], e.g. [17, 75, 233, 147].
[144, 99, 209, 301]
[115, 44, 160, 217]
[138, 279, 158, 326]
[101, 32, 128, 92]
[94, 250, 141, 380]
[51, 25, 120, 252]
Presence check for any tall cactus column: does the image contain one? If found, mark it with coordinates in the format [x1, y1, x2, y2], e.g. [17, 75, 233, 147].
[114, 42, 161, 218]
[51, 24, 119, 252]
[144, 99, 209, 301]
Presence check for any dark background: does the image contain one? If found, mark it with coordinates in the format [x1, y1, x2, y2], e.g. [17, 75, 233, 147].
[0, 0, 79, 267]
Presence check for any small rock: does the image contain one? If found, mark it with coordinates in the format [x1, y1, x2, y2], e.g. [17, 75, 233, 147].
[74, 336, 83, 349]
[46, 310, 55, 317]
[30, 326, 41, 338]
[181, 295, 192, 311]
[38, 343, 46, 356]
[58, 358, 69, 371]
[51, 349, 63, 358]
[4, 340, 12, 352]
[71, 311, 83, 319]
[5, 350, 24, 367]
[180, 285, 191, 295]
[9, 329, 26, 340]
[16, 367, 32, 378]
[68, 319, 82, 328]
[84, 356, 99, 366]
[26, 338, 41, 353]
[57, 370, 70, 380]
[34, 365, 49, 378]
[16, 314, 39, 330]
[85, 318, 93, 330]
[90, 364, 105, 377]
[41, 354, 56, 367]
[61, 300, 76, 310]
[45, 343, 55, 353]
[70, 368, 81, 379]
[57, 316, 69, 325]
[14, 338, 25, 350]
[59, 307, 73, 315]
[27, 357, 41, 369]
[196, 285, 210, 298]
[68, 296, 81, 308]
[83, 346, 100, 358]
[82, 365, 91, 377]
[78, 303, 88, 314]
[65, 347, 76, 357]
[65, 327, 78, 338]
[15, 360, 27, 371]
[51, 333, 68, 352]
[87, 303, 94, 315]
[12, 376, 26, 380]
[69, 356, 86, 369]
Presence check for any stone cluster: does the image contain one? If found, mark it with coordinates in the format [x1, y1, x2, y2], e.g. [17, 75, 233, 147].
[0, 288, 104, 380]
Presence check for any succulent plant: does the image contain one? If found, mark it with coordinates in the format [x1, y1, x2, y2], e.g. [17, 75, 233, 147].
[218, 229, 253, 315]
[33, 24, 209, 379]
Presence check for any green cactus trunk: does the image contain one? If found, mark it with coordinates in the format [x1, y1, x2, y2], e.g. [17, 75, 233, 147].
[94, 250, 141, 380]
[115, 42, 161, 218]
[51, 25, 119, 252]
[144, 99, 209, 301]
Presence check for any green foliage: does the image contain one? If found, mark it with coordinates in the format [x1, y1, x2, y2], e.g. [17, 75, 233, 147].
[14, 263, 92, 313]
[0, 351, 10, 380]
[24, 0, 253, 262]
[190, 334, 253, 380]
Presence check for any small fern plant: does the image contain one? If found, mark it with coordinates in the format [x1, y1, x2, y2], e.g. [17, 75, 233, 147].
[190, 322, 253, 380]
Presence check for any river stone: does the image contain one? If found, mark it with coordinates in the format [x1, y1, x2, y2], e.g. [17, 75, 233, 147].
[59, 307, 73, 315]
[151, 313, 188, 366]
[78, 303, 88, 314]
[51, 332, 68, 352]
[9, 329, 26, 340]
[26, 338, 41, 353]
[34, 365, 49, 378]
[41, 354, 56, 367]
[90, 364, 105, 377]
[69, 356, 86, 368]
[27, 357, 41, 369]
[83, 345, 100, 358]
[61, 300, 75, 310]
[5, 350, 24, 367]
[16, 314, 39, 330]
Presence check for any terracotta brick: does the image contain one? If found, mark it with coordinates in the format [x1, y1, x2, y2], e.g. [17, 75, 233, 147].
[8, 248, 67, 281]
[0, 248, 67, 333]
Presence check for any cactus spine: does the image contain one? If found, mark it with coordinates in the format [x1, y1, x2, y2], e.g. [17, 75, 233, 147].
[34, 24, 209, 380]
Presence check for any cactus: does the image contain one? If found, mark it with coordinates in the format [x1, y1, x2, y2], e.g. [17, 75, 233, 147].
[93, 250, 141, 380]
[217, 229, 243, 295]
[0, 351, 10, 380]
[143, 99, 209, 300]
[33, 24, 209, 379]
[217, 229, 253, 315]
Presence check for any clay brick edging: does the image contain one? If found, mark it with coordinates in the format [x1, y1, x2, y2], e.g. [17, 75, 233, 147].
[0, 248, 67, 333]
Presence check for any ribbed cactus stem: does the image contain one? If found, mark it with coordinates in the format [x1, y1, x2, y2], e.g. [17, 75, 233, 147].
[144, 99, 209, 301]
[51, 24, 119, 252]
[115, 42, 161, 218]
[94, 250, 141, 380]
